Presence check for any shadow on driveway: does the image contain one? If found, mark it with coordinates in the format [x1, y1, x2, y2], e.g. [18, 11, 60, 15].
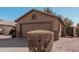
[0, 38, 27, 47]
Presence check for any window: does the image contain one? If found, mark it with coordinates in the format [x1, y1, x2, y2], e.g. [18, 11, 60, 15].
[32, 14, 37, 20]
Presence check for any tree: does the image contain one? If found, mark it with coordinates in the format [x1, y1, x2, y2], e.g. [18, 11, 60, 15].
[44, 7, 56, 15]
[76, 23, 79, 29]
[44, 7, 52, 13]
[57, 15, 64, 21]
[63, 18, 73, 27]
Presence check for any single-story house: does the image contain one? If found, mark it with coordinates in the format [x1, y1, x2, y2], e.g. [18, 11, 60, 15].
[15, 9, 65, 38]
[0, 20, 16, 35]
[66, 27, 77, 37]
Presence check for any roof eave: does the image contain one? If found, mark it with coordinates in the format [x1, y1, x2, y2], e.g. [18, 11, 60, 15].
[15, 9, 65, 26]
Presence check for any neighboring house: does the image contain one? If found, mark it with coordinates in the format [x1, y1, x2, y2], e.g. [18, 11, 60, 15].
[15, 9, 65, 38]
[0, 20, 16, 35]
[66, 27, 77, 37]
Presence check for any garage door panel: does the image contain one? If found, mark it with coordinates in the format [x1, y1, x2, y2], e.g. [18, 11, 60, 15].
[21, 22, 52, 38]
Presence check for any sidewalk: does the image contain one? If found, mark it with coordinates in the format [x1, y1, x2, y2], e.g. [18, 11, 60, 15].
[0, 35, 11, 39]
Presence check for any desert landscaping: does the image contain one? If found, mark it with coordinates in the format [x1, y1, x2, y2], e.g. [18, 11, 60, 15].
[0, 8, 79, 52]
[0, 35, 79, 52]
[52, 37, 79, 52]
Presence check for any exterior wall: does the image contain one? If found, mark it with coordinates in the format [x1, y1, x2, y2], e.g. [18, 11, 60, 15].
[73, 27, 76, 37]
[17, 11, 53, 24]
[0, 25, 13, 35]
[16, 11, 65, 38]
[59, 21, 65, 37]
[16, 24, 20, 37]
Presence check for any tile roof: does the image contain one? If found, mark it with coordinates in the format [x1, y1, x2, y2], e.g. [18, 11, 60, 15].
[0, 20, 16, 26]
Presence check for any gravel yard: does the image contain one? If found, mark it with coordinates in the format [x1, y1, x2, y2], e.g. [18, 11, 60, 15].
[0, 35, 79, 52]
[52, 37, 79, 52]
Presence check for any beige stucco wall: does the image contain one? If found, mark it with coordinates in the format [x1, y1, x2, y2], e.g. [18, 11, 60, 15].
[0, 25, 13, 35]
[16, 24, 20, 37]
[16, 11, 64, 37]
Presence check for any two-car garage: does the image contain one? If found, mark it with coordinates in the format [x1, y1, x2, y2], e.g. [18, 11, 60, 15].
[20, 22, 52, 38]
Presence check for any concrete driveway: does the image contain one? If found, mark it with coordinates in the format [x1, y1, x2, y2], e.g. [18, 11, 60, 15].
[0, 38, 27, 47]
[0, 35, 29, 52]
[1, 35, 79, 52]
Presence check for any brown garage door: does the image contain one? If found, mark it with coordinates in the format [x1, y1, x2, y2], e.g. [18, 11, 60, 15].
[21, 22, 52, 38]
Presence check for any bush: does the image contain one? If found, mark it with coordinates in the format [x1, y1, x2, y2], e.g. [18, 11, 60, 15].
[26, 30, 54, 52]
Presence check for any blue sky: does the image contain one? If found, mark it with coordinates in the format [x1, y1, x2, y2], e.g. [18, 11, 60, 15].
[0, 7, 79, 26]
